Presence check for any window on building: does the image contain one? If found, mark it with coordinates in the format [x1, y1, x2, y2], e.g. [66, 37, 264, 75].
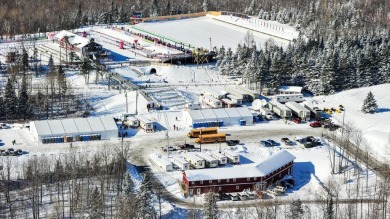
[200, 180, 203, 184]
[218, 179, 221, 183]
[209, 180, 212, 184]
[254, 177, 257, 181]
[191, 181, 195, 185]
[247, 178, 250, 181]
[236, 186, 239, 190]
[233, 178, 236, 182]
[226, 179, 229, 182]
[218, 187, 222, 191]
[279, 173, 281, 177]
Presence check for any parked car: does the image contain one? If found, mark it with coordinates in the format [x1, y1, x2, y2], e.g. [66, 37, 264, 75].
[8, 148, 15, 156]
[0, 123, 11, 129]
[260, 140, 272, 147]
[294, 136, 305, 144]
[310, 121, 322, 127]
[226, 140, 240, 146]
[265, 114, 273, 120]
[281, 138, 292, 145]
[161, 146, 177, 152]
[293, 118, 301, 124]
[16, 149, 23, 156]
[0, 150, 9, 156]
[267, 139, 279, 146]
[178, 143, 195, 150]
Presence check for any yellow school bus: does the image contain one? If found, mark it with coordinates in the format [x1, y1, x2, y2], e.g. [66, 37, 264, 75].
[187, 127, 218, 138]
[195, 133, 226, 144]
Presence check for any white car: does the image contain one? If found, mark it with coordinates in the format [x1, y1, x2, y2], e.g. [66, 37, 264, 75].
[0, 123, 11, 129]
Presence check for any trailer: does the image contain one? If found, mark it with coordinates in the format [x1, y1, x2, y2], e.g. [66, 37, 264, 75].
[235, 86, 259, 101]
[201, 95, 222, 108]
[150, 154, 173, 172]
[224, 86, 251, 102]
[185, 103, 201, 110]
[196, 153, 219, 168]
[224, 150, 240, 164]
[135, 115, 154, 132]
[285, 102, 310, 121]
[172, 156, 191, 170]
[268, 100, 292, 118]
[302, 102, 322, 119]
[227, 95, 242, 105]
[184, 153, 205, 169]
[125, 116, 140, 128]
[203, 87, 227, 100]
[272, 94, 304, 103]
[210, 152, 228, 165]
[221, 98, 236, 108]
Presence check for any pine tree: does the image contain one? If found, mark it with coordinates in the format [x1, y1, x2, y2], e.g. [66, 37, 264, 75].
[4, 79, 18, 120]
[287, 199, 304, 219]
[361, 91, 378, 114]
[89, 186, 104, 218]
[149, 0, 159, 17]
[202, 192, 219, 219]
[18, 76, 32, 120]
[124, 173, 135, 196]
[48, 55, 54, 72]
[22, 48, 29, 73]
[136, 173, 155, 218]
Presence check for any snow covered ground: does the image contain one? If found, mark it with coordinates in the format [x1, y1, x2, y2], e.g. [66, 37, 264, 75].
[307, 83, 390, 162]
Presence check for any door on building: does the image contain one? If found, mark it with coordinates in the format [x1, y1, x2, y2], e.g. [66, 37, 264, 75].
[196, 188, 201, 195]
[189, 189, 193, 196]
[254, 182, 267, 191]
[218, 187, 222, 192]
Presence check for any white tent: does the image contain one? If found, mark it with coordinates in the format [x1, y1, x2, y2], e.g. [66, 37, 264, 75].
[183, 107, 253, 127]
[30, 116, 118, 143]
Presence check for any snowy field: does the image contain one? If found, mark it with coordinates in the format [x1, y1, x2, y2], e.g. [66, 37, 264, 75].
[307, 83, 390, 162]
[132, 16, 292, 50]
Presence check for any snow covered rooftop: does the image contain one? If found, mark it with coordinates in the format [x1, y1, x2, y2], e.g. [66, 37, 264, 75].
[184, 150, 296, 181]
[279, 86, 303, 93]
[54, 30, 91, 49]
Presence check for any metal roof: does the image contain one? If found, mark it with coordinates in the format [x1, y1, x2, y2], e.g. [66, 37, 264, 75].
[185, 150, 296, 181]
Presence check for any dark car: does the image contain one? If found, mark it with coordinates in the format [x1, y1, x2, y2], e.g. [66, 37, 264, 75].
[16, 149, 23, 156]
[226, 140, 240, 146]
[179, 143, 195, 150]
[260, 140, 272, 147]
[1, 150, 9, 156]
[267, 139, 279, 146]
[281, 138, 292, 145]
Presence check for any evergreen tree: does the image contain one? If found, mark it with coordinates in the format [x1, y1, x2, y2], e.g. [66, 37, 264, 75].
[18, 76, 32, 120]
[136, 173, 155, 218]
[202, 192, 219, 219]
[287, 199, 304, 219]
[4, 79, 18, 120]
[48, 55, 54, 72]
[361, 91, 378, 114]
[89, 186, 104, 218]
[149, 0, 159, 17]
[75, 3, 83, 27]
[22, 48, 29, 73]
[124, 172, 135, 196]
[0, 97, 4, 119]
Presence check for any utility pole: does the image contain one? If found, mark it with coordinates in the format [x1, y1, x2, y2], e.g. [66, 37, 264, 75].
[166, 131, 169, 159]
[135, 90, 138, 115]
[209, 37, 212, 52]
[125, 90, 128, 113]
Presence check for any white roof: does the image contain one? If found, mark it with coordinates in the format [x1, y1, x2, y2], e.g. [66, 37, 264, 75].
[100, 116, 118, 131]
[87, 117, 106, 132]
[47, 120, 65, 135]
[184, 153, 204, 162]
[286, 102, 310, 112]
[269, 100, 291, 111]
[196, 153, 218, 162]
[201, 109, 217, 120]
[188, 110, 205, 121]
[33, 121, 52, 135]
[185, 150, 296, 181]
[74, 118, 92, 132]
[236, 107, 254, 118]
[54, 30, 91, 48]
[213, 108, 229, 119]
[221, 98, 235, 104]
[224, 150, 239, 157]
[61, 119, 79, 134]
[210, 152, 227, 159]
[227, 94, 241, 100]
[275, 93, 304, 97]
[203, 95, 221, 102]
[135, 115, 152, 124]
[279, 86, 302, 93]
[225, 108, 241, 118]
[172, 156, 189, 164]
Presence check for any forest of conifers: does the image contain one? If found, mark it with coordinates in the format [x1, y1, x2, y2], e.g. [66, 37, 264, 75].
[1, 0, 389, 94]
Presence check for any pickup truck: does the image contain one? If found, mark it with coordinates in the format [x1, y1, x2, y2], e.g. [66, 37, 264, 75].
[281, 138, 292, 145]
[161, 146, 177, 152]
[178, 143, 195, 150]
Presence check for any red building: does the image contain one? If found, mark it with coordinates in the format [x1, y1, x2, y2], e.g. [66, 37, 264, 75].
[182, 150, 295, 196]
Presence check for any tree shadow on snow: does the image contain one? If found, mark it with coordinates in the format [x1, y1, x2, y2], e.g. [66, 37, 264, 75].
[290, 162, 315, 191]
[377, 108, 390, 113]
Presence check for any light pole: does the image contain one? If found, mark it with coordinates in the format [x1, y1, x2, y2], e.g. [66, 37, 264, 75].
[209, 37, 212, 52]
